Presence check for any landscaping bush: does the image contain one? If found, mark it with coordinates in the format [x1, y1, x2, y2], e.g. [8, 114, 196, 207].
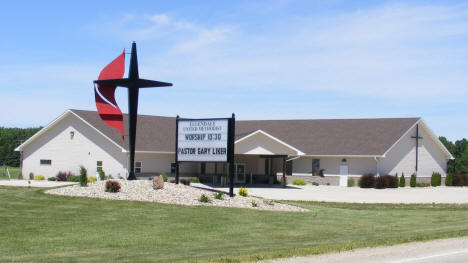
[347, 177, 355, 187]
[18, 173, 23, 180]
[431, 172, 442, 187]
[452, 174, 468, 186]
[292, 179, 306, 185]
[199, 194, 210, 203]
[169, 179, 175, 183]
[251, 201, 257, 207]
[360, 173, 375, 188]
[410, 173, 417, 187]
[416, 182, 430, 187]
[214, 192, 223, 200]
[87, 176, 97, 183]
[375, 176, 385, 189]
[105, 180, 121, 193]
[238, 187, 248, 197]
[357, 179, 361, 187]
[33, 175, 45, 180]
[180, 178, 191, 185]
[29, 172, 34, 180]
[98, 170, 106, 180]
[399, 173, 406, 187]
[392, 174, 399, 188]
[445, 173, 453, 186]
[161, 173, 168, 182]
[382, 175, 397, 188]
[47, 177, 56, 181]
[67, 176, 80, 182]
[56, 171, 71, 181]
[312, 182, 319, 186]
[190, 177, 200, 183]
[79, 166, 87, 187]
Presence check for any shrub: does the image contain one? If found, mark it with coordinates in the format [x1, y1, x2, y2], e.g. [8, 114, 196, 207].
[431, 172, 442, 187]
[56, 171, 70, 181]
[360, 173, 375, 188]
[18, 173, 23, 180]
[382, 175, 397, 188]
[87, 176, 97, 183]
[169, 179, 175, 183]
[98, 170, 106, 180]
[190, 177, 200, 183]
[445, 173, 453, 186]
[238, 187, 248, 197]
[416, 182, 430, 187]
[214, 192, 223, 200]
[105, 180, 121, 193]
[392, 174, 399, 188]
[347, 177, 355, 187]
[357, 179, 361, 187]
[251, 201, 257, 207]
[47, 177, 56, 181]
[452, 174, 468, 186]
[312, 182, 319, 186]
[375, 176, 385, 189]
[29, 172, 34, 180]
[161, 173, 168, 182]
[292, 179, 306, 185]
[67, 175, 80, 182]
[180, 178, 191, 185]
[410, 173, 417, 187]
[79, 166, 87, 187]
[399, 173, 406, 187]
[33, 175, 45, 180]
[199, 194, 210, 203]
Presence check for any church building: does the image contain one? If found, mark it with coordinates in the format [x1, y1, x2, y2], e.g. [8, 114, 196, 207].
[15, 109, 453, 186]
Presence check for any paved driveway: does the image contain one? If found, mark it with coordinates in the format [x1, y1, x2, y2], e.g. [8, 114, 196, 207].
[201, 185, 468, 204]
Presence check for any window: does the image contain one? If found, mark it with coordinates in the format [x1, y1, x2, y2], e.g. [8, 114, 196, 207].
[40, 159, 51, 165]
[200, 163, 206, 175]
[286, 160, 293, 176]
[135, 162, 142, 174]
[312, 159, 320, 173]
[97, 161, 103, 172]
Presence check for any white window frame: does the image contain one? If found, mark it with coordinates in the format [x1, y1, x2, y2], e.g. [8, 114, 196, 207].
[135, 161, 142, 174]
[40, 159, 52, 165]
[97, 161, 103, 172]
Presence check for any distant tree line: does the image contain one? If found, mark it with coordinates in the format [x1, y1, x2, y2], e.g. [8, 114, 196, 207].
[439, 137, 468, 174]
[0, 127, 41, 167]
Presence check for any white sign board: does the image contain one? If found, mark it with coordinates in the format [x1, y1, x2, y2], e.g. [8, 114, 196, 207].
[177, 119, 229, 162]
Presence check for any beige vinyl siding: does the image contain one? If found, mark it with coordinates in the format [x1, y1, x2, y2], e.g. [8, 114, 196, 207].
[379, 123, 447, 177]
[22, 113, 126, 179]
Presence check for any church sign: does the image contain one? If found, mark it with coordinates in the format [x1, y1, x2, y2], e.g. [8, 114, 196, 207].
[174, 115, 236, 196]
[177, 119, 230, 162]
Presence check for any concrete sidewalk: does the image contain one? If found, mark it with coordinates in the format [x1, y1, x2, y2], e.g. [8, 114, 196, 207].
[199, 184, 468, 204]
[0, 179, 78, 188]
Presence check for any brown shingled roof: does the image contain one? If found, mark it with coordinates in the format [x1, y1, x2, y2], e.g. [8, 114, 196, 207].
[71, 109, 419, 156]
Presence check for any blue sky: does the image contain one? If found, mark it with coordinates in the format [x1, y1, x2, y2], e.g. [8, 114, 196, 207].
[1, 0, 467, 141]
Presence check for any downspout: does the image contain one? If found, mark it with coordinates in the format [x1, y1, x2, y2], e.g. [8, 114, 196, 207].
[374, 156, 380, 176]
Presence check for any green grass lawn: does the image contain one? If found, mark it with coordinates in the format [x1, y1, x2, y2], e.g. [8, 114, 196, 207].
[1, 187, 468, 263]
[0, 167, 22, 180]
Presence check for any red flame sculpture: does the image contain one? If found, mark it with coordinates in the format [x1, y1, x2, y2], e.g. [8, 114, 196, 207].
[94, 50, 125, 138]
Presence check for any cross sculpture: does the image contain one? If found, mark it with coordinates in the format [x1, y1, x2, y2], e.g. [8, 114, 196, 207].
[411, 124, 423, 174]
[94, 42, 172, 180]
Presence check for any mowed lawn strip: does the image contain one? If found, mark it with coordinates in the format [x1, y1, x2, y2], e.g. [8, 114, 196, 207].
[1, 187, 468, 263]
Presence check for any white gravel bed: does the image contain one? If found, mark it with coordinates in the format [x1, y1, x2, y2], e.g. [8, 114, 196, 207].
[45, 180, 307, 212]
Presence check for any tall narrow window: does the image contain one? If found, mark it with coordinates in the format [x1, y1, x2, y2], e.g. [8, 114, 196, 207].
[286, 160, 293, 176]
[97, 161, 103, 172]
[40, 159, 52, 165]
[312, 159, 320, 174]
[135, 162, 142, 174]
[200, 163, 206, 175]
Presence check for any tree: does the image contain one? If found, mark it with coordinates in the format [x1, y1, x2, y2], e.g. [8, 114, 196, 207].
[0, 127, 41, 167]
